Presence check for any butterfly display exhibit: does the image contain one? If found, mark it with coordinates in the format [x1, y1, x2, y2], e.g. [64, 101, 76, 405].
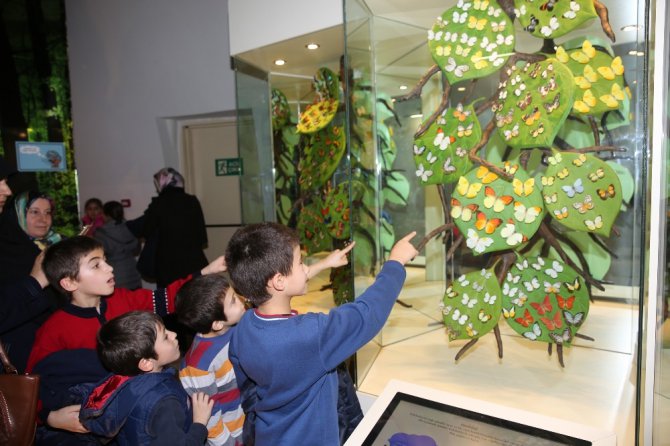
[397, 0, 630, 367]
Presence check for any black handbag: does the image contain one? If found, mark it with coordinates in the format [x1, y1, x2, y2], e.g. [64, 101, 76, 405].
[0, 343, 40, 446]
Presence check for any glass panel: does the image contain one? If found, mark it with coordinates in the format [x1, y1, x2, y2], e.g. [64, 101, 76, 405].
[234, 58, 274, 223]
[345, 1, 649, 443]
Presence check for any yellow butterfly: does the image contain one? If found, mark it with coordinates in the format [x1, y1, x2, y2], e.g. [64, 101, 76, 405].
[478, 310, 493, 322]
[611, 56, 625, 75]
[457, 176, 483, 198]
[584, 215, 603, 230]
[472, 51, 489, 69]
[476, 165, 499, 184]
[570, 51, 591, 64]
[557, 168, 570, 179]
[456, 44, 472, 57]
[583, 89, 597, 106]
[436, 45, 452, 57]
[599, 93, 619, 108]
[547, 152, 562, 165]
[582, 40, 596, 57]
[522, 108, 541, 126]
[474, 0, 490, 10]
[565, 277, 581, 292]
[465, 323, 478, 338]
[611, 83, 625, 100]
[544, 193, 558, 204]
[583, 65, 599, 82]
[573, 100, 591, 114]
[588, 168, 605, 182]
[468, 16, 487, 30]
[457, 123, 474, 138]
[574, 76, 592, 90]
[555, 46, 569, 64]
[541, 175, 555, 186]
[553, 207, 569, 220]
[531, 124, 545, 137]
[503, 162, 519, 175]
[445, 285, 459, 299]
[572, 153, 587, 167]
[597, 66, 616, 81]
[502, 307, 516, 319]
[512, 178, 535, 196]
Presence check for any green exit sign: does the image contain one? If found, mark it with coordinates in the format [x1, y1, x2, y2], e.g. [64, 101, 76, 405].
[215, 158, 243, 176]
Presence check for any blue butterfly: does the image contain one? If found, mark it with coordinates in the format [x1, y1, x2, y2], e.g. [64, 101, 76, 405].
[561, 178, 584, 198]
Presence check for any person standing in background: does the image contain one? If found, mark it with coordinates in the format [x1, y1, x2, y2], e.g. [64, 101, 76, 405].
[95, 200, 142, 290]
[81, 197, 104, 237]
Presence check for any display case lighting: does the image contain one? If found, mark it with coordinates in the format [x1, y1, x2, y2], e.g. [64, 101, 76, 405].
[457, 87, 466, 92]
[399, 85, 408, 90]
[273, 59, 286, 66]
[305, 43, 320, 50]
[621, 24, 639, 32]
[409, 113, 423, 119]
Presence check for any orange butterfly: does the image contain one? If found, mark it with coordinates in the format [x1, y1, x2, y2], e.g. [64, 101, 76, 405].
[515, 308, 534, 328]
[475, 212, 502, 234]
[530, 295, 553, 315]
[450, 198, 479, 222]
[483, 186, 513, 212]
[540, 311, 563, 330]
[597, 184, 616, 200]
[476, 165, 499, 184]
[556, 294, 575, 310]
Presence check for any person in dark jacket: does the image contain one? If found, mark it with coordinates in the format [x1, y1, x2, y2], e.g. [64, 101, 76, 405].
[139, 167, 208, 287]
[79, 311, 213, 445]
[95, 200, 142, 289]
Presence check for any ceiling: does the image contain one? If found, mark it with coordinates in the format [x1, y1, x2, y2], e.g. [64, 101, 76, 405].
[233, 0, 644, 108]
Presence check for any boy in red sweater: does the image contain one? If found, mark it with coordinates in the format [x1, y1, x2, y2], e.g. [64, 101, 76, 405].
[26, 235, 225, 442]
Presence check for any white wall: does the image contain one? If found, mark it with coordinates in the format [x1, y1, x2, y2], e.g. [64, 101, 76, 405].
[65, 0, 236, 219]
[228, 0, 343, 56]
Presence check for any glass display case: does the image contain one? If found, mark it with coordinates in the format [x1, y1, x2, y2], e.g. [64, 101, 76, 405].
[230, 0, 668, 442]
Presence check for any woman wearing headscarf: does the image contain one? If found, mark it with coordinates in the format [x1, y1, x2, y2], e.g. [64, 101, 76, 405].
[138, 167, 209, 286]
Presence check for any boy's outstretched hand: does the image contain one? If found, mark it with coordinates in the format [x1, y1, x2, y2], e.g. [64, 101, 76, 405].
[307, 241, 356, 279]
[388, 231, 419, 266]
[191, 392, 214, 427]
[201, 256, 226, 275]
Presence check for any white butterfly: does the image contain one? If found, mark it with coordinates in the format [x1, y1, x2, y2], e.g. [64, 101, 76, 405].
[452, 309, 469, 325]
[443, 157, 456, 173]
[466, 228, 494, 254]
[513, 83, 526, 97]
[563, 1, 580, 19]
[439, 302, 453, 316]
[506, 272, 521, 284]
[444, 32, 458, 43]
[456, 147, 467, 157]
[472, 281, 484, 292]
[514, 203, 541, 224]
[531, 257, 545, 270]
[461, 294, 478, 308]
[562, 178, 584, 198]
[500, 223, 523, 246]
[453, 11, 468, 23]
[549, 328, 572, 345]
[514, 5, 527, 16]
[585, 215, 604, 231]
[484, 292, 497, 305]
[426, 152, 437, 164]
[510, 74, 521, 86]
[492, 53, 505, 67]
[428, 30, 436, 41]
[457, 274, 470, 286]
[491, 20, 506, 32]
[434, 31, 443, 41]
[540, 17, 560, 37]
[457, 0, 472, 10]
[523, 322, 542, 341]
[487, 5, 501, 17]
[480, 269, 492, 279]
[564, 310, 585, 327]
[515, 259, 529, 270]
[496, 34, 513, 46]
[544, 260, 564, 278]
[523, 277, 540, 291]
[433, 130, 452, 150]
[512, 292, 528, 306]
[413, 144, 425, 155]
[544, 281, 560, 293]
[416, 164, 433, 182]
[502, 282, 518, 297]
[445, 57, 470, 78]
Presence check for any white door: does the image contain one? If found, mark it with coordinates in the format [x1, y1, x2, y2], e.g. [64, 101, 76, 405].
[181, 119, 241, 260]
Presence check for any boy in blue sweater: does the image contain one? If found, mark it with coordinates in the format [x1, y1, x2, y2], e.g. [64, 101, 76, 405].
[225, 222, 418, 445]
[79, 311, 213, 445]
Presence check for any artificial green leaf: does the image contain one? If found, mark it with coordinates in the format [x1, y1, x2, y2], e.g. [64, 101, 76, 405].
[298, 125, 346, 192]
[383, 171, 410, 205]
[515, 0, 597, 40]
[441, 267, 502, 341]
[429, 0, 515, 84]
[547, 231, 612, 280]
[493, 58, 576, 149]
[452, 164, 545, 255]
[502, 256, 590, 347]
[606, 160, 634, 205]
[271, 88, 290, 129]
[322, 182, 351, 240]
[297, 199, 333, 254]
[296, 99, 339, 134]
[314, 67, 340, 100]
[413, 103, 479, 185]
[542, 150, 622, 236]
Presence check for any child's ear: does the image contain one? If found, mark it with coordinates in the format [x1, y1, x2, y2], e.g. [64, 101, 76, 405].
[60, 276, 79, 292]
[138, 358, 155, 373]
[269, 273, 285, 292]
[211, 320, 226, 331]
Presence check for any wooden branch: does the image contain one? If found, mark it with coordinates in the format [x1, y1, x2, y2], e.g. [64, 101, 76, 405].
[557, 344, 565, 368]
[594, 0, 616, 42]
[414, 82, 452, 138]
[575, 333, 595, 341]
[417, 223, 454, 252]
[455, 338, 479, 361]
[588, 233, 619, 259]
[468, 120, 513, 180]
[396, 64, 440, 102]
[493, 325, 503, 358]
[589, 116, 601, 146]
[445, 234, 464, 262]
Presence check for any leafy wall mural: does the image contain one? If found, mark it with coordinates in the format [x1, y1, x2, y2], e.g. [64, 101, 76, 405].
[0, 0, 78, 235]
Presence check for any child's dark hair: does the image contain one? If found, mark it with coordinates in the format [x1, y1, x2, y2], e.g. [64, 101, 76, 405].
[43, 236, 104, 296]
[103, 200, 124, 224]
[176, 275, 231, 333]
[225, 222, 299, 306]
[85, 197, 103, 209]
[97, 311, 162, 376]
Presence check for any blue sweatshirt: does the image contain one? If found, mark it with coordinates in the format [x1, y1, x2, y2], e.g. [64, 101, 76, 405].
[229, 261, 406, 446]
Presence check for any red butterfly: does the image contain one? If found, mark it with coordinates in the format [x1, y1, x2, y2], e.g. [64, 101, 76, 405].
[540, 311, 563, 330]
[530, 295, 553, 315]
[515, 309, 534, 328]
[556, 294, 575, 310]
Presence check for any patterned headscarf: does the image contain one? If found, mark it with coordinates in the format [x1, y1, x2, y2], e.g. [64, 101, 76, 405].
[15, 190, 63, 250]
[153, 167, 185, 194]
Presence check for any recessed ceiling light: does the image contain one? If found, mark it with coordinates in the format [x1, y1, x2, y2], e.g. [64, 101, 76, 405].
[399, 85, 408, 90]
[457, 87, 466, 92]
[274, 59, 286, 66]
[621, 25, 639, 32]
[305, 43, 320, 50]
